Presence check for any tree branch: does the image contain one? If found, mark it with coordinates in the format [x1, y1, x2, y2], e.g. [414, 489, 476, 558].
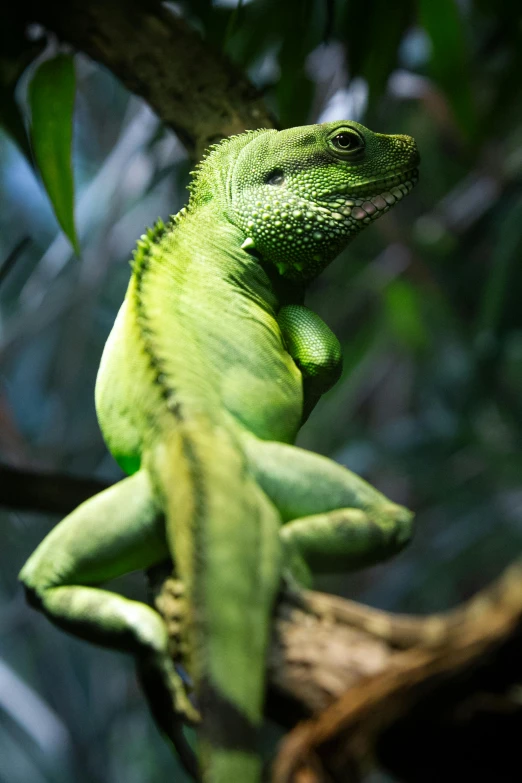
[0, 463, 110, 514]
[7, 460, 522, 782]
[151, 560, 522, 783]
[20, 0, 276, 157]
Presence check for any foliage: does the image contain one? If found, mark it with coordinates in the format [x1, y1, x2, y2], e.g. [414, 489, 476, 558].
[28, 54, 79, 254]
[0, 1, 521, 781]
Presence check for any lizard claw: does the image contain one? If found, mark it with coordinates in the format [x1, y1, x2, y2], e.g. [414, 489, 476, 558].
[137, 653, 201, 779]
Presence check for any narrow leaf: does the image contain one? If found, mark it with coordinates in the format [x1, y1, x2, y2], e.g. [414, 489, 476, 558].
[28, 54, 79, 254]
[419, 0, 476, 140]
[342, 0, 414, 102]
[384, 279, 427, 351]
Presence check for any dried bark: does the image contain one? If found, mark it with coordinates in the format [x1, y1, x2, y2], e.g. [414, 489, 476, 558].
[151, 560, 522, 783]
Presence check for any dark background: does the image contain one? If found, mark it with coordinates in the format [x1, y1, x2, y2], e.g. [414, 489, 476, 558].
[1, 0, 522, 780]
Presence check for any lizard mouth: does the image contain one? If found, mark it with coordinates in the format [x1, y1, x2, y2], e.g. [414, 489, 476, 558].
[348, 167, 419, 198]
[325, 167, 419, 224]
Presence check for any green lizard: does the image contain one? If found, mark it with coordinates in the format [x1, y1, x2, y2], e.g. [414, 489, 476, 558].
[20, 120, 419, 782]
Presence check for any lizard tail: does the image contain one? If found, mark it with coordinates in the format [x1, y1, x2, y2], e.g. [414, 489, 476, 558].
[155, 417, 281, 782]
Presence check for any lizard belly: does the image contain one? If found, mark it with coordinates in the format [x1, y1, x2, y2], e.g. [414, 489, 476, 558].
[96, 297, 303, 473]
[95, 300, 152, 474]
[220, 349, 302, 443]
[190, 291, 304, 443]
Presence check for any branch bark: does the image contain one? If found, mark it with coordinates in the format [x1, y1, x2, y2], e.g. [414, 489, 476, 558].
[6, 462, 522, 782]
[151, 561, 522, 783]
[17, 0, 276, 158]
[0, 463, 110, 514]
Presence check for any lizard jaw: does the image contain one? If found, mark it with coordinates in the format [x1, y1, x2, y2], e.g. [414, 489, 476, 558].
[339, 168, 419, 224]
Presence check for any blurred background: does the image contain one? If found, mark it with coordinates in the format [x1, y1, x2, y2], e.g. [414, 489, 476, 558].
[1, 0, 522, 780]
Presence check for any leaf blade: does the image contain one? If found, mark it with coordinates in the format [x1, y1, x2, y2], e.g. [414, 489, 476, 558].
[28, 54, 79, 254]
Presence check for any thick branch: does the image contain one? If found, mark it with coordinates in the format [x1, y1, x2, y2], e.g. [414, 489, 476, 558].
[5, 463, 522, 783]
[0, 463, 110, 514]
[21, 0, 275, 157]
[152, 560, 522, 783]
[5, 463, 522, 782]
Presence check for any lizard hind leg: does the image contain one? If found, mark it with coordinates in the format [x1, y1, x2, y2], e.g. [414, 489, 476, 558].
[242, 436, 414, 586]
[18, 470, 200, 746]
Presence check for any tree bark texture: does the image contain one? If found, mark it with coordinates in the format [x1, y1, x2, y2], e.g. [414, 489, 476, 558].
[150, 560, 522, 783]
[10, 0, 275, 158]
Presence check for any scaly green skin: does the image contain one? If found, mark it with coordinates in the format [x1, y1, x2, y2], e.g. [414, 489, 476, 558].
[20, 121, 419, 782]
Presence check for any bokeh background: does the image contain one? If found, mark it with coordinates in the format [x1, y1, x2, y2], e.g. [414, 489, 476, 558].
[1, 0, 522, 780]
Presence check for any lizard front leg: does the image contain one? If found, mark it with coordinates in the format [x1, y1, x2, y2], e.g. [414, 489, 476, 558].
[278, 304, 342, 423]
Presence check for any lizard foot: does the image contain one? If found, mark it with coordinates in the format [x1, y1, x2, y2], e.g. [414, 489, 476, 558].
[138, 652, 201, 779]
[138, 650, 201, 727]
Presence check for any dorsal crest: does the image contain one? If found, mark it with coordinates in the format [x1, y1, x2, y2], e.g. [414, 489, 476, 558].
[188, 128, 275, 207]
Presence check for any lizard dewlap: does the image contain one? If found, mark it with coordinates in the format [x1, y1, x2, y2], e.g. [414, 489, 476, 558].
[20, 121, 419, 783]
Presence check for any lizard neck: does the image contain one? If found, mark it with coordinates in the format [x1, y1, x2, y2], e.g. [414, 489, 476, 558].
[170, 201, 305, 307]
[130, 201, 303, 423]
[133, 200, 306, 328]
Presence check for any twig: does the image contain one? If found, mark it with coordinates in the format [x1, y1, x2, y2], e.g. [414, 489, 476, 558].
[0, 463, 111, 514]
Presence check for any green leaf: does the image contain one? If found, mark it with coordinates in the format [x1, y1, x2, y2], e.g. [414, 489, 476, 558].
[418, 0, 476, 140]
[274, 0, 321, 126]
[341, 0, 414, 103]
[28, 54, 79, 254]
[476, 192, 522, 344]
[384, 279, 428, 351]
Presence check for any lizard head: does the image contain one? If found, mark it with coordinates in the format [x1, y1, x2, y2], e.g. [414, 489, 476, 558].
[227, 121, 419, 280]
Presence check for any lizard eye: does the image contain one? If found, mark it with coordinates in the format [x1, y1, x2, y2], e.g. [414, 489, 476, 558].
[266, 169, 285, 186]
[328, 129, 365, 156]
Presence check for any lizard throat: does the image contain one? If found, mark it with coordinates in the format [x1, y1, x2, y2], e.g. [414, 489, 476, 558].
[236, 166, 419, 281]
